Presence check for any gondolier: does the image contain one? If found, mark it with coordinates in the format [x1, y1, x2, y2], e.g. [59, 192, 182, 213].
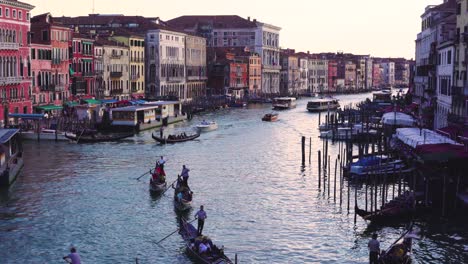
[63, 247, 81, 264]
[194, 205, 207, 236]
[368, 233, 380, 264]
[157, 156, 166, 170]
[181, 165, 190, 186]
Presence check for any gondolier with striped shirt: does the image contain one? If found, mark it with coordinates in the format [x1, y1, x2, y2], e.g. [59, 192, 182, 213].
[194, 205, 207, 236]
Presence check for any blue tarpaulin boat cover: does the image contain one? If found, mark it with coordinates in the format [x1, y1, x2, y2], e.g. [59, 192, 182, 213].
[8, 113, 45, 120]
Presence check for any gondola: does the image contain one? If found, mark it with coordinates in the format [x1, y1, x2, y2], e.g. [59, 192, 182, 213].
[149, 169, 167, 193]
[179, 218, 233, 264]
[152, 133, 200, 144]
[355, 192, 415, 222]
[174, 185, 193, 211]
[65, 132, 134, 143]
[379, 225, 416, 264]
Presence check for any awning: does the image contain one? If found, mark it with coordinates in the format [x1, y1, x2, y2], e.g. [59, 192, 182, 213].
[415, 143, 468, 162]
[84, 99, 101, 105]
[82, 59, 93, 62]
[69, 67, 75, 75]
[101, 99, 118, 104]
[35, 105, 63, 111]
[8, 113, 45, 120]
[82, 41, 93, 45]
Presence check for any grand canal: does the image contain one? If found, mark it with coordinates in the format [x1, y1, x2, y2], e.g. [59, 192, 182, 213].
[1, 92, 467, 263]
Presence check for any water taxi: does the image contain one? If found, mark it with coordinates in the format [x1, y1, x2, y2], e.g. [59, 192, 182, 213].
[272, 97, 297, 110]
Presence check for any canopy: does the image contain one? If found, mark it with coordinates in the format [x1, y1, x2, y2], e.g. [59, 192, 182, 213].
[101, 99, 118, 104]
[415, 143, 468, 162]
[130, 100, 147, 105]
[65, 101, 80, 107]
[382, 112, 415, 126]
[35, 105, 63, 111]
[395, 128, 462, 149]
[84, 99, 101, 105]
[8, 113, 45, 120]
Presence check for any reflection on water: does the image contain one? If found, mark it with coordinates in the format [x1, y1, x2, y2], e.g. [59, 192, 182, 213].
[0, 91, 467, 263]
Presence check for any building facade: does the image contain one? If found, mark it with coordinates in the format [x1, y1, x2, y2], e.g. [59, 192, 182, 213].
[0, 0, 34, 126]
[185, 35, 207, 102]
[328, 60, 338, 93]
[30, 43, 52, 107]
[31, 13, 71, 106]
[436, 43, 455, 128]
[309, 57, 329, 94]
[248, 53, 261, 97]
[99, 41, 130, 100]
[382, 61, 396, 88]
[453, 0, 468, 125]
[167, 16, 281, 96]
[70, 34, 95, 97]
[146, 28, 187, 101]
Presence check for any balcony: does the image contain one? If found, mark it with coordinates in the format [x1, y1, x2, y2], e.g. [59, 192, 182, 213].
[110, 54, 121, 59]
[131, 58, 145, 63]
[110, 71, 123, 78]
[131, 74, 140, 81]
[54, 84, 66, 92]
[0, 42, 19, 50]
[52, 58, 61, 65]
[110, 89, 124, 95]
[166, 76, 185, 82]
[83, 72, 95, 77]
[0, 76, 23, 85]
[40, 84, 56, 91]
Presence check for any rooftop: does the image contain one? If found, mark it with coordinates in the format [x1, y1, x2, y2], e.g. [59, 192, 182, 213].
[167, 15, 257, 29]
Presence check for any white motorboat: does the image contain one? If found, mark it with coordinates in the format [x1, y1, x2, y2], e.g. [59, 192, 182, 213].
[20, 129, 68, 141]
[196, 121, 218, 132]
[272, 97, 297, 110]
[307, 98, 340, 112]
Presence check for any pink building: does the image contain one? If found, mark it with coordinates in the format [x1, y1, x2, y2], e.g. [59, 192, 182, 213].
[0, 0, 34, 126]
[30, 43, 52, 108]
[372, 63, 382, 89]
[70, 33, 95, 97]
[328, 61, 338, 93]
[31, 13, 72, 107]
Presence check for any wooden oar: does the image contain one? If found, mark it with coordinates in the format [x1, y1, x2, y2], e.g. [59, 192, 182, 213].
[155, 218, 197, 244]
[136, 170, 151, 181]
[162, 177, 179, 194]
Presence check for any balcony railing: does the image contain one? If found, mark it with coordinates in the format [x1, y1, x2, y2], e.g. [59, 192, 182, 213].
[110, 71, 123, 78]
[83, 72, 95, 77]
[131, 58, 144, 63]
[54, 84, 66, 92]
[110, 89, 123, 95]
[40, 84, 56, 91]
[0, 76, 23, 85]
[110, 54, 121, 59]
[131, 74, 140, 81]
[0, 42, 19, 50]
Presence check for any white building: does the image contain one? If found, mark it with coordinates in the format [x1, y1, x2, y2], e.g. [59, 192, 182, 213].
[436, 43, 454, 129]
[381, 62, 395, 88]
[99, 41, 130, 100]
[308, 58, 328, 93]
[167, 15, 281, 95]
[146, 28, 187, 101]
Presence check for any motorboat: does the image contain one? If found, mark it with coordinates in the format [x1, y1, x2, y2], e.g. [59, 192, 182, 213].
[272, 97, 297, 110]
[196, 121, 218, 132]
[307, 98, 340, 112]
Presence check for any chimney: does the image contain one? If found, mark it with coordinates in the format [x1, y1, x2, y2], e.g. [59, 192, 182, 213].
[307, 51, 310, 54]
[248, 16, 250, 21]
[253, 19, 257, 23]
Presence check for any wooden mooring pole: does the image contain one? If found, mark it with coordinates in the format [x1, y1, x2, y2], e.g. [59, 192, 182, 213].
[318, 151, 321, 189]
[301, 136, 306, 166]
[334, 158, 338, 202]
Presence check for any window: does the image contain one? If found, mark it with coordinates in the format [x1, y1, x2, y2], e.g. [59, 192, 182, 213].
[448, 50, 452, 64]
[12, 10, 16, 19]
[0, 8, 2, 17]
[26, 12, 30, 21]
[19, 11, 22, 20]
[5, 8, 9, 17]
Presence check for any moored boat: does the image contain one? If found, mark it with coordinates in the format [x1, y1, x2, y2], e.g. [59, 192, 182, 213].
[179, 218, 233, 264]
[348, 155, 407, 180]
[20, 129, 68, 141]
[379, 225, 417, 264]
[262, 113, 279, 122]
[272, 97, 297, 110]
[355, 191, 416, 223]
[65, 132, 134, 143]
[0, 129, 24, 186]
[307, 98, 340, 112]
[196, 121, 218, 132]
[152, 132, 200, 144]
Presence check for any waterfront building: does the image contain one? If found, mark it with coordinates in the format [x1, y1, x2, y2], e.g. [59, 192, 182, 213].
[0, 0, 34, 127]
[31, 13, 71, 107]
[381, 61, 396, 88]
[30, 43, 52, 108]
[372, 62, 383, 89]
[308, 55, 329, 94]
[70, 33, 95, 97]
[279, 49, 298, 96]
[248, 52, 261, 98]
[96, 39, 130, 100]
[435, 14, 456, 129]
[167, 15, 281, 96]
[344, 61, 357, 92]
[94, 44, 104, 99]
[145, 28, 186, 101]
[298, 55, 308, 95]
[207, 48, 248, 99]
[393, 58, 411, 87]
[453, 0, 468, 125]
[365, 57, 374, 91]
[415, 0, 456, 128]
[328, 60, 338, 93]
[184, 34, 207, 102]
[354, 57, 366, 92]
[110, 32, 146, 99]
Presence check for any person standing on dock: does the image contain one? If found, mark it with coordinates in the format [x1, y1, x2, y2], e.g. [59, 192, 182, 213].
[63, 247, 81, 264]
[194, 205, 207, 236]
[368, 233, 380, 264]
[181, 165, 190, 187]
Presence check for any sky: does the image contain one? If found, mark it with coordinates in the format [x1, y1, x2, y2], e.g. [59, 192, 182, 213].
[27, 0, 443, 59]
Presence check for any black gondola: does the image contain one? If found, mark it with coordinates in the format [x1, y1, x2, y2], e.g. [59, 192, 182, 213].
[355, 192, 416, 223]
[179, 218, 233, 264]
[378, 225, 415, 264]
[152, 132, 200, 144]
[65, 132, 134, 143]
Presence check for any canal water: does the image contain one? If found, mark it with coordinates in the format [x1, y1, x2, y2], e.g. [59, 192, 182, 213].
[1, 92, 467, 263]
